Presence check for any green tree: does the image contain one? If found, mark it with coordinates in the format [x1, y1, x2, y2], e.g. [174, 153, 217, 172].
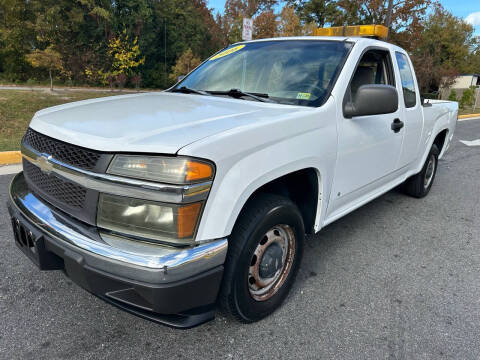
[25, 46, 64, 90]
[142, 0, 224, 88]
[88, 29, 145, 89]
[287, 0, 340, 27]
[463, 38, 480, 75]
[10, 0, 478, 93]
[30, 0, 113, 83]
[0, 0, 36, 81]
[411, 4, 476, 92]
[0, 0, 231, 88]
[108, 30, 145, 77]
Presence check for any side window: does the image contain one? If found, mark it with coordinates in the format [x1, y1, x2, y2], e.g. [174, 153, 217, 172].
[350, 49, 395, 99]
[395, 52, 417, 108]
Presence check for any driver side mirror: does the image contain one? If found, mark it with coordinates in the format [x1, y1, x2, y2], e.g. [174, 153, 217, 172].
[343, 84, 398, 118]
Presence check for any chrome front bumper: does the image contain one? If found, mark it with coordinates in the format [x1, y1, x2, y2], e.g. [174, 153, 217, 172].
[8, 171, 227, 284]
[8, 172, 228, 327]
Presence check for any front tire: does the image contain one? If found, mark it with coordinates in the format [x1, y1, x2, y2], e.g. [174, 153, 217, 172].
[403, 144, 439, 198]
[219, 193, 304, 323]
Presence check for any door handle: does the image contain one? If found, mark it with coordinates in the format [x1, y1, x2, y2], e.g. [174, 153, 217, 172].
[391, 118, 404, 133]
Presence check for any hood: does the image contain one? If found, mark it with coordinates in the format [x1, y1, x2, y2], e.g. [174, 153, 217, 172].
[29, 92, 307, 154]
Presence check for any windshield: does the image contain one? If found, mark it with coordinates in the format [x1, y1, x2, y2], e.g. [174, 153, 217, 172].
[174, 40, 352, 107]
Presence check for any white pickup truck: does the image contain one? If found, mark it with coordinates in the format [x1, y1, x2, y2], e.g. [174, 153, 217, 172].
[8, 36, 457, 328]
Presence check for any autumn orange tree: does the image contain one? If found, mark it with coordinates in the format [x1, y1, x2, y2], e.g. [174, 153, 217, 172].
[278, 6, 304, 36]
[254, 11, 278, 38]
[221, 0, 279, 43]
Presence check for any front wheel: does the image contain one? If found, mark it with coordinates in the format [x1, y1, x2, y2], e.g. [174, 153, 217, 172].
[219, 194, 304, 323]
[403, 144, 439, 198]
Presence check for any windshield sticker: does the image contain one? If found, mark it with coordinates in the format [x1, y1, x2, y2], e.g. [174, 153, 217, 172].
[209, 45, 245, 61]
[296, 92, 311, 100]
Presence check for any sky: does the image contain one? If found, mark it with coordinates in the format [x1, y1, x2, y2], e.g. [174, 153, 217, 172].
[207, 0, 480, 35]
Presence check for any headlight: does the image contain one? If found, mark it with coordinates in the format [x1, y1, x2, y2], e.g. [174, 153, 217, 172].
[107, 155, 214, 184]
[97, 194, 202, 245]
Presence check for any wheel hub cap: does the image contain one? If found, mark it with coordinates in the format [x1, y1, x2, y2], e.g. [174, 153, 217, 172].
[259, 243, 284, 278]
[248, 224, 296, 301]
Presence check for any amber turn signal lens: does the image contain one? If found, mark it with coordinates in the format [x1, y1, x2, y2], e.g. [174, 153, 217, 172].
[185, 160, 213, 182]
[177, 202, 202, 238]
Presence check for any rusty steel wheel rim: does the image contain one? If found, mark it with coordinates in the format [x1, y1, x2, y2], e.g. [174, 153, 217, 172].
[248, 224, 296, 301]
[424, 154, 436, 189]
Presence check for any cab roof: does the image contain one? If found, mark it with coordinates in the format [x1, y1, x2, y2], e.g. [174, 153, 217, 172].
[236, 36, 406, 53]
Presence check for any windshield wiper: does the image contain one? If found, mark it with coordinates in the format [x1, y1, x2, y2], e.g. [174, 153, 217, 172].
[171, 86, 209, 96]
[207, 89, 275, 103]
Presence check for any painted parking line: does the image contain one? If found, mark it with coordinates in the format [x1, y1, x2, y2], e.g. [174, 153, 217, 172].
[460, 139, 480, 147]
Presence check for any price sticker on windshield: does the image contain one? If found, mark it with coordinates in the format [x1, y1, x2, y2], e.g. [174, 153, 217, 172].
[296, 92, 311, 100]
[210, 45, 246, 61]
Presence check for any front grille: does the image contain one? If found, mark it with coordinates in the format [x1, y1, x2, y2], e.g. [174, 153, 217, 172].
[23, 128, 101, 171]
[23, 160, 87, 209]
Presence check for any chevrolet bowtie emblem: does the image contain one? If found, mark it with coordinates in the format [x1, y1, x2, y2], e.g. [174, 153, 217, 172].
[36, 154, 54, 175]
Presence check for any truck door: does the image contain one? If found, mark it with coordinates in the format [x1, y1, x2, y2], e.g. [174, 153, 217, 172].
[328, 48, 404, 216]
[394, 52, 423, 168]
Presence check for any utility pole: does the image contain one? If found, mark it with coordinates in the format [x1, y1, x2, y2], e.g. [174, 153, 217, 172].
[164, 18, 167, 83]
[474, 87, 479, 113]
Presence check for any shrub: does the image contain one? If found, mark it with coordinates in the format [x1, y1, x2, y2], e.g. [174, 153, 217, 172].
[448, 89, 457, 101]
[459, 86, 475, 110]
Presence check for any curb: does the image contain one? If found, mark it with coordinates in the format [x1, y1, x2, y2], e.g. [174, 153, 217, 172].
[458, 113, 480, 119]
[0, 151, 22, 165]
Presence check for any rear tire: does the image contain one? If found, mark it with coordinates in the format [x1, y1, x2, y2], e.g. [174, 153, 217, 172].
[403, 144, 439, 198]
[219, 193, 304, 323]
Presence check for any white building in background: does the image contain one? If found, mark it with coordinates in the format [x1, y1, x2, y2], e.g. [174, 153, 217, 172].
[450, 74, 480, 89]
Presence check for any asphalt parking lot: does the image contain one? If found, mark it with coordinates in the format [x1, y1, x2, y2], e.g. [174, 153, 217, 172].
[1, 119, 479, 359]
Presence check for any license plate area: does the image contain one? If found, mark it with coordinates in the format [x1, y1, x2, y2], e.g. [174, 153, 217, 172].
[10, 215, 64, 271]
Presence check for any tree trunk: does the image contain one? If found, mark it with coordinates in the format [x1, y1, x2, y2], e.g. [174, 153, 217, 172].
[385, 0, 394, 36]
[49, 69, 53, 91]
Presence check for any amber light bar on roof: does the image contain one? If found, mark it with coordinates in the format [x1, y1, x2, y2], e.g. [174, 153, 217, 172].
[313, 25, 389, 40]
